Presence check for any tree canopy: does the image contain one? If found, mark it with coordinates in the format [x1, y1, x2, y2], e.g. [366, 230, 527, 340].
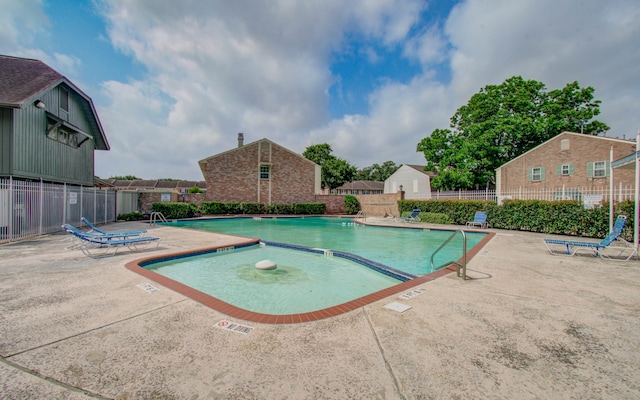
[303, 143, 357, 190]
[357, 161, 400, 181]
[417, 76, 610, 190]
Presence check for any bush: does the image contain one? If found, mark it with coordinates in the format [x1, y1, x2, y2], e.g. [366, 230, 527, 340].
[417, 212, 453, 224]
[151, 202, 199, 219]
[188, 186, 203, 193]
[240, 202, 266, 214]
[224, 202, 242, 214]
[117, 211, 144, 221]
[267, 203, 294, 214]
[200, 202, 227, 215]
[398, 198, 635, 240]
[293, 202, 326, 214]
[344, 195, 360, 215]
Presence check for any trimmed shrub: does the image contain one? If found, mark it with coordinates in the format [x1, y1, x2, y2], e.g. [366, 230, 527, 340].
[267, 203, 294, 214]
[200, 202, 227, 215]
[397, 198, 635, 240]
[293, 202, 326, 214]
[417, 212, 453, 224]
[116, 211, 145, 221]
[151, 202, 199, 219]
[344, 195, 360, 215]
[240, 202, 266, 214]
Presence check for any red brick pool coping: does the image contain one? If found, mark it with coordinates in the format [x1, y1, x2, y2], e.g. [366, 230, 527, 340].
[125, 229, 495, 324]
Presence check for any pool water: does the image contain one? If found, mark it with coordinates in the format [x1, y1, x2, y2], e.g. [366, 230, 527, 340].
[166, 217, 486, 276]
[145, 244, 402, 314]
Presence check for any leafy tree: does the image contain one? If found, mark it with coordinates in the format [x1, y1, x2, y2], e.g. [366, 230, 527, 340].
[417, 76, 610, 190]
[357, 161, 400, 181]
[109, 175, 141, 180]
[188, 186, 203, 193]
[303, 144, 358, 189]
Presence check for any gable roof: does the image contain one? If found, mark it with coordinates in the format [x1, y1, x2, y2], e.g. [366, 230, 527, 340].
[335, 180, 384, 191]
[0, 54, 110, 151]
[496, 131, 635, 170]
[401, 164, 437, 177]
[0, 55, 63, 107]
[198, 137, 319, 172]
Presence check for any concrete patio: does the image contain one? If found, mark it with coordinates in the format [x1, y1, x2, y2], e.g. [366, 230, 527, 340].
[1, 219, 639, 399]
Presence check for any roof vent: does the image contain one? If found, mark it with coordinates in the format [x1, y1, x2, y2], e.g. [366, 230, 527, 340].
[238, 132, 244, 148]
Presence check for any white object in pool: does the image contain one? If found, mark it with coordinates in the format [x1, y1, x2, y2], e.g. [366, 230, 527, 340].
[255, 259, 277, 270]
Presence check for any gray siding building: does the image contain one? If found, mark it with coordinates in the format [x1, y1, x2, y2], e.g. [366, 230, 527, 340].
[0, 55, 109, 186]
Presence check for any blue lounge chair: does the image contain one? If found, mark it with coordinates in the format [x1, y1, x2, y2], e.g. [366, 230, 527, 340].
[543, 215, 635, 260]
[81, 217, 147, 237]
[397, 209, 421, 223]
[466, 211, 488, 229]
[62, 224, 159, 257]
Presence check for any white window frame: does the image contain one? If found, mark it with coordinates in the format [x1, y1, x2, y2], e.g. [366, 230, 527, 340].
[531, 167, 543, 182]
[593, 161, 606, 177]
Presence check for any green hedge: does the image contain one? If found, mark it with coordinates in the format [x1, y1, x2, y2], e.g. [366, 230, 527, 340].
[344, 195, 360, 215]
[156, 201, 327, 218]
[293, 202, 326, 215]
[151, 202, 199, 219]
[398, 199, 634, 240]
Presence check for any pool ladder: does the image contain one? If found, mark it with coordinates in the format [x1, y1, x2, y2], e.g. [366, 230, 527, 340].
[355, 210, 366, 220]
[430, 229, 468, 280]
[149, 212, 168, 225]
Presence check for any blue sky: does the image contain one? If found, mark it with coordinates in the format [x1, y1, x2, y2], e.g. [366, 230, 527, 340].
[1, 0, 639, 180]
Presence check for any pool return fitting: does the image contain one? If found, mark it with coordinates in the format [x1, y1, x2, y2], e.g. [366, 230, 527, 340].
[430, 229, 468, 280]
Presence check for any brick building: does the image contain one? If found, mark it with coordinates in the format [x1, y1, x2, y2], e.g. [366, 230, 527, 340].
[496, 131, 636, 195]
[198, 135, 321, 204]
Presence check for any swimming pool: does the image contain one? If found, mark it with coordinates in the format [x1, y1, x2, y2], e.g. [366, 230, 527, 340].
[128, 217, 492, 323]
[143, 242, 404, 314]
[164, 217, 486, 276]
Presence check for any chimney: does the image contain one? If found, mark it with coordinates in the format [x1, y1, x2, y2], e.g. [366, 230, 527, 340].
[237, 132, 244, 147]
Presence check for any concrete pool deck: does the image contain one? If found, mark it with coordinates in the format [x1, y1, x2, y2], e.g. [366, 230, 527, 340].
[1, 218, 639, 399]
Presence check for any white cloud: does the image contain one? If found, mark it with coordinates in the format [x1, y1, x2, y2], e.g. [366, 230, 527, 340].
[95, 0, 428, 178]
[4, 0, 638, 180]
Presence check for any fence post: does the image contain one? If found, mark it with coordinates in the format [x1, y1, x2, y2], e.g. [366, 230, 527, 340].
[39, 179, 43, 236]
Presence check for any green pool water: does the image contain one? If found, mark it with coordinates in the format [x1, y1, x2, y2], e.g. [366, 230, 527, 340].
[165, 217, 486, 276]
[145, 244, 402, 314]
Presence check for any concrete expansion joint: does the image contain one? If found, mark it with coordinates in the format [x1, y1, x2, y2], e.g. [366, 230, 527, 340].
[363, 308, 407, 400]
[5, 299, 189, 359]
[0, 355, 112, 399]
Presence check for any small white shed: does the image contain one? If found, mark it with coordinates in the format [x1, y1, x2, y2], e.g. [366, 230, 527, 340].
[384, 164, 434, 200]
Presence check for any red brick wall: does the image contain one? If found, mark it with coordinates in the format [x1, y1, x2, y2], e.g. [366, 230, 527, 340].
[202, 140, 318, 204]
[498, 133, 636, 191]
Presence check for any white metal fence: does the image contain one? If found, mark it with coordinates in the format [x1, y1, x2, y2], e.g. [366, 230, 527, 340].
[0, 177, 116, 243]
[425, 185, 636, 203]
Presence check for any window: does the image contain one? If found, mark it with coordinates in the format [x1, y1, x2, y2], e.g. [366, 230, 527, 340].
[593, 161, 606, 177]
[587, 161, 609, 178]
[528, 167, 545, 182]
[557, 164, 574, 176]
[260, 165, 270, 179]
[60, 88, 69, 112]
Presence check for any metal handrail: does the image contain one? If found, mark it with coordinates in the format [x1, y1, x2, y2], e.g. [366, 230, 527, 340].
[430, 229, 468, 280]
[149, 212, 168, 225]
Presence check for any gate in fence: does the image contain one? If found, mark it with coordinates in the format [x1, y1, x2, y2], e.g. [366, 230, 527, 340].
[0, 177, 116, 243]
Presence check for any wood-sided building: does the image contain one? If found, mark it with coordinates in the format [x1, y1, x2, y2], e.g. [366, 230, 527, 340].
[0, 55, 110, 186]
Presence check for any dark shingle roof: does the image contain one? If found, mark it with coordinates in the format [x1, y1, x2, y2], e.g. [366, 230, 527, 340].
[336, 180, 384, 191]
[0, 55, 63, 107]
